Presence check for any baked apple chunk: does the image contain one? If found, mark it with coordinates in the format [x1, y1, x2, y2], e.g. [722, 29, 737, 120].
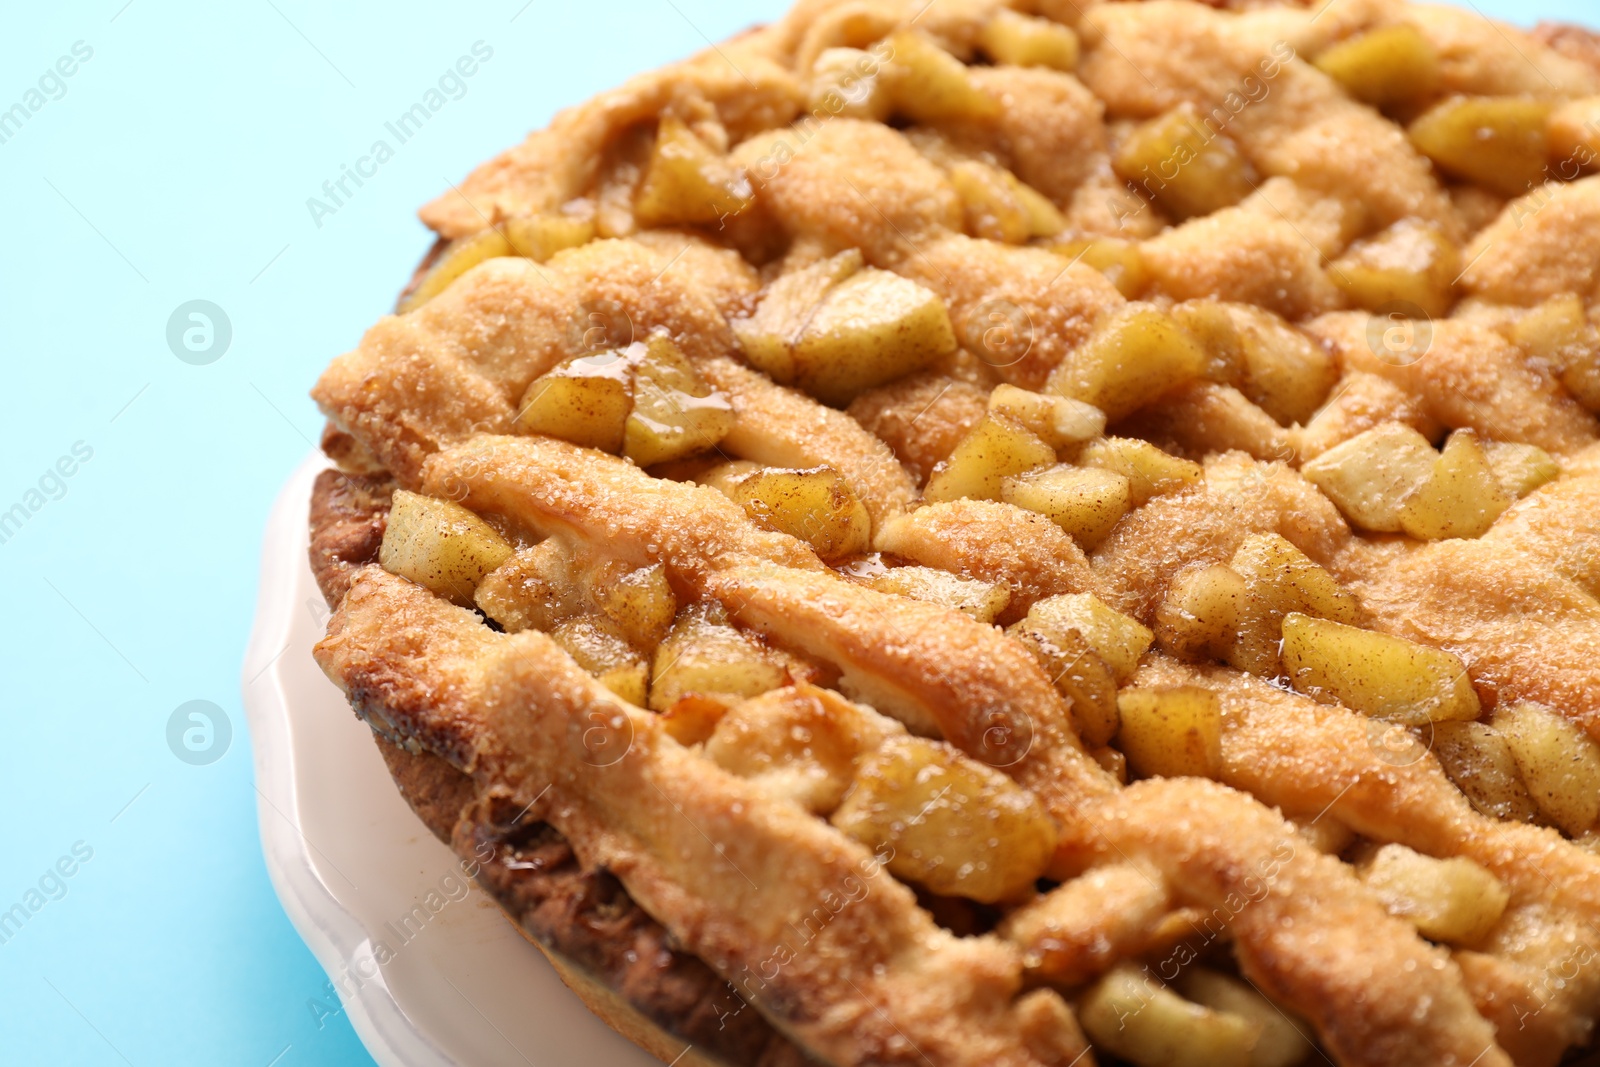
[517, 336, 734, 467]
[734, 250, 957, 405]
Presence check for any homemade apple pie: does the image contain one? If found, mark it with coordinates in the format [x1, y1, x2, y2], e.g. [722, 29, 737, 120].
[307, 1, 1600, 1064]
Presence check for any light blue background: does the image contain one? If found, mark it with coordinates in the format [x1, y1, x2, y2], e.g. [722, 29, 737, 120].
[0, 1, 1589, 1064]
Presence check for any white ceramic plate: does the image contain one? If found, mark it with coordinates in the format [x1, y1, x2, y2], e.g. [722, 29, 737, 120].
[241, 452, 661, 1067]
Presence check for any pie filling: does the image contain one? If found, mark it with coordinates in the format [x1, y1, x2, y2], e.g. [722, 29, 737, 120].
[309, 2, 1600, 1065]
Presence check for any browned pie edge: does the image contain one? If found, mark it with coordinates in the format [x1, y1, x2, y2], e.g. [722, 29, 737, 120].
[307, 467, 814, 1067]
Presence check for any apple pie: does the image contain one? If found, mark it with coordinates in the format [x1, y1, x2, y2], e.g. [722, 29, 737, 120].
[306, 1, 1600, 1064]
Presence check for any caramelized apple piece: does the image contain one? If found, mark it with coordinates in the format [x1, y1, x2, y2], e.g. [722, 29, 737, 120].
[633, 115, 753, 228]
[695, 459, 763, 496]
[1048, 237, 1149, 298]
[808, 47, 891, 122]
[732, 249, 864, 383]
[949, 159, 1065, 243]
[1493, 702, 1600, 836]
[1001, 464, 1130, 548]
[1234, 533, 1362, 626]
[516, 350, 635, 452]
[1357, 843, 1509, 947]
[1008, 593, 1148, 747]
[1157, 535, 1356, 676]
[866, 566, 1011, 623]
[1225, 305, 1338, 427]
[379, 490, 514, 606]
[1078, 436, 1202, 506]
[1300, 422, 1437, 533]
[397, 228, 511, 313]
[879, 30, 999, 124]
[1113, 106, 1257, 220]
[1174, 970, 1313, 1067]
[1512, 293, 1600, 411]
[502, 210, 596, 261]
[924, 413, 1055, 502]
[1022, 593, 1154, 684]
[550, 615, 649, 705]
[1512, 293, 1591, 359]
[1408, 96, 1554, 197]
[1226, 533, 1361, 676]
[1080, 965, 1262, 1067]
[1170, 299, 1249, 384]
[987, 385, 1105, 449]
[1155, 563, 1250, 663]
[1396, 429, 1510, 541]
[831, 735, 1058, 903]
[949, 160, 1030, 244]
[1432, 721, 1540, 823]
[791, 268, 958, 405]
[588, 562, 677, 651]
[1280, 612, 1481, 725]
[978, 10, 1079, 71]
[474, 541, 582, 633]
[1314, 25, 1441, 109]
[1331, 219, 1461, 319]
[1007, 621, 1119, 747]
[648, 603, 788, 712]
[1117, 686, 1223, 780]
[725, 465, 871, 562]
[1480, 440, 1560, 499]
[623, 336, 736, 466]
[1046, 305, 1208, 421]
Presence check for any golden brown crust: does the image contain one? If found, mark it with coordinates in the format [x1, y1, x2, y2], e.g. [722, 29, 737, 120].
[1135, 653, 1600, 1062]
[1533, 22, 1600, 77]
[305, 3, 1600, 1064]
[875, 499, 1103, 621]
[308, 469, 394, 606]
[318, 569, 1093, 1067]
[1090, 452, 1352, 620]
[1347, 478, 1600, 738]
[418, 44, 803, 239]
[847, 374, 989, 485]
[378, 740, 810, 1067]
[365, 435, 1567, 1065]
[312, 474, 809, 1067]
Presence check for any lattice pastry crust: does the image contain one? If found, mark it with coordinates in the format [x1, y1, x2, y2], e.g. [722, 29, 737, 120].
[308, 1, 1600, 1065]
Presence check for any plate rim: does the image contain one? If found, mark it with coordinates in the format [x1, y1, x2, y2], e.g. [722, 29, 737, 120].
[240, 451, 455, 1067]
